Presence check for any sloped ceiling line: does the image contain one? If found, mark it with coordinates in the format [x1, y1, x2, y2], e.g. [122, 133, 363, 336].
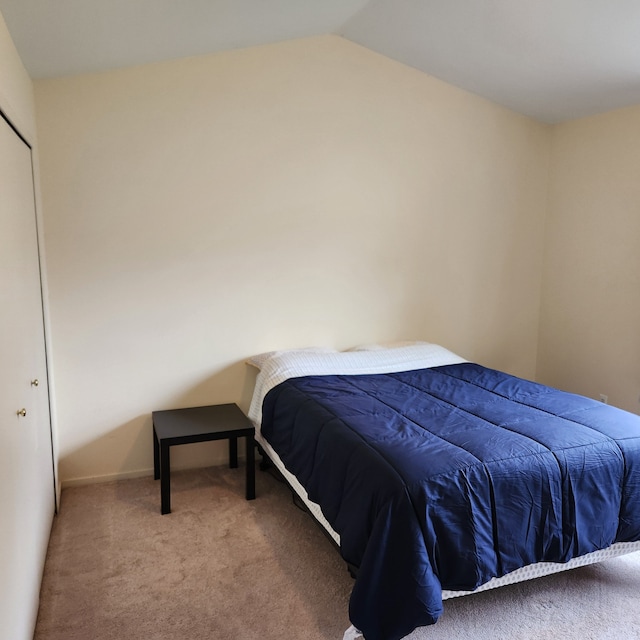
[1, 0, 640, 123]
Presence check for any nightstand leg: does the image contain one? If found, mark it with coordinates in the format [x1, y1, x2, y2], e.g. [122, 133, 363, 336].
[229, 437, 238, 468]
[245, 435, 255, 500]
[160, 443, 171, 515]
[153, 426, 160, 480]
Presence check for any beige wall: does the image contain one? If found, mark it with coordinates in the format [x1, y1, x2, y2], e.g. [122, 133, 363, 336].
[35, 35, 551, 484]
[538, 105, 640, 414]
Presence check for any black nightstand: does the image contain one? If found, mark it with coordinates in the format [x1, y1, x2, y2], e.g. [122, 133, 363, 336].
[152, 403, 255, 514]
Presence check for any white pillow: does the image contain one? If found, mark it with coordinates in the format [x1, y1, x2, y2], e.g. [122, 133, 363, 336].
[246, 346, 336, 370]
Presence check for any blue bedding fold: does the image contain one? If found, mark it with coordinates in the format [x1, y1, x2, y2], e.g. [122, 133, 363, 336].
[260, 363, 640, 640]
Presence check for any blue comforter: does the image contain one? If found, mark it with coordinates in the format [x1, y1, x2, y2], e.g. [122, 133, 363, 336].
[260, 363, 640, 640]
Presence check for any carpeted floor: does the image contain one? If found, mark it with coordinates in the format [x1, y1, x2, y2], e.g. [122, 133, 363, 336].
[35, 465, 640, 640]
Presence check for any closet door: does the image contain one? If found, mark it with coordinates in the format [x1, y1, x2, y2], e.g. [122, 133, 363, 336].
[0, 112, 55, 640]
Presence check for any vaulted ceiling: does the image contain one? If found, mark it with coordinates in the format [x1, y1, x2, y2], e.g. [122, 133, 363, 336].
[1, 0, 640, 123]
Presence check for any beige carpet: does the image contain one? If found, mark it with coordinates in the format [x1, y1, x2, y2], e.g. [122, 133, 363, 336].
[35, 465, 640, 640]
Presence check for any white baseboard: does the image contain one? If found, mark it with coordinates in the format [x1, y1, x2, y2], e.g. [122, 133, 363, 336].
[59, 457, 249, 490]
[61, 467, 154, 490]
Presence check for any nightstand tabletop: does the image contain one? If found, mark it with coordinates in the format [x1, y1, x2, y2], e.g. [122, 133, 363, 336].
[152, 403, 253, 442]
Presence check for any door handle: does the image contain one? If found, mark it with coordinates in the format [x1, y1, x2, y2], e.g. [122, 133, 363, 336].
[17, 408, 27, 417]
[31, 379, 39, 387]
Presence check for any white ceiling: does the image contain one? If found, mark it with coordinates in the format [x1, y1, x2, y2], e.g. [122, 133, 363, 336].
[1, 0, 640, 123]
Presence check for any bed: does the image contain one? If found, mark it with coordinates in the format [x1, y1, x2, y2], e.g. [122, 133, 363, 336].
[247, 343, 640, 640]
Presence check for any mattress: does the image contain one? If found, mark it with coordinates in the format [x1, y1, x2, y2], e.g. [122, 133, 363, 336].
[248, 344, 640, 640]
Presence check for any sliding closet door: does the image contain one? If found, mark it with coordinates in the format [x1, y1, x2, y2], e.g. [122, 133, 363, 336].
[0, 112, 55, 640]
